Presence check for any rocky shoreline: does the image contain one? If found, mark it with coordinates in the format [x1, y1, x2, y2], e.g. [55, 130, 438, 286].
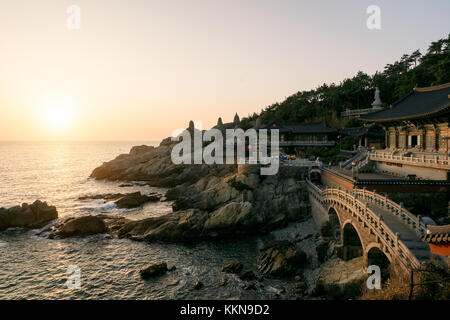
[0, 139, 368, 299]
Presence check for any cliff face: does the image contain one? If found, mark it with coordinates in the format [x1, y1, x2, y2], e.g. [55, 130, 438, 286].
[90, 140, 311, 243]
[90, 138, 237, 187]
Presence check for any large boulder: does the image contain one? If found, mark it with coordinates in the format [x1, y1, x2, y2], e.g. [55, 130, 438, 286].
[315, 256, 366, 299]
[40, 215, 130, 239]
[140, 262, 168, 279]
[55, 216, 107, 238]
[258, 241, 307, 277]
[79, 192, 161, 209]
[0, 200, 58, 231]
[118, 209, 209, 243]
[114, 192, 160, 209]
[221, 261, 244, 274]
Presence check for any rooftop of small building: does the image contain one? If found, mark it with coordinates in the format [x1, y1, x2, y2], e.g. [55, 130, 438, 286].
[360, 83, 450, 123]
[422, 225, 450, 244]
[263, 121, 338, 134]
[339, 124, 385, 137]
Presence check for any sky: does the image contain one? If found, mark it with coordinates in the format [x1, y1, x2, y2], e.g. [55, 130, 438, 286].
[0, 0, 449, 141]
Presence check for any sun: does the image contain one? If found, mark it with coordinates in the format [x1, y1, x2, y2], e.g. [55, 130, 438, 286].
[42, 99, 74, 131]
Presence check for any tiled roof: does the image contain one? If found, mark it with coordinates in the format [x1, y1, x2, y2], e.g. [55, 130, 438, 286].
[361, 83, 450, 122]
[339, 125, 385, 137]
[422, 225, 450, 244]
[264, 121, 337, 134]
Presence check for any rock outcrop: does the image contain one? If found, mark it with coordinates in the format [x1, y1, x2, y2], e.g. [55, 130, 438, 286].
[140, 262, 168, 279]
[258, 241, 307, 277]
[41, 215, 130, 239]
[314, 257, 366, 299]
[89, 141, 311, 244]
[79, 192, 162, 209]
[90, 141, 236, 187]
[0, 201, 58, 231]
[221, 261, 244, 274]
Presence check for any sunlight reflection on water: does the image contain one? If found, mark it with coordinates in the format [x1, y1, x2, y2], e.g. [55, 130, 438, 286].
[0, 142, 303, 300]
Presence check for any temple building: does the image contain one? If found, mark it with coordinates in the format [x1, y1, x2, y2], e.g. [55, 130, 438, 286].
[263, 121, 338, 154]
[339, 124, 385, 149]
[422, 225, 450, 265]
[360, 83, 450, 180]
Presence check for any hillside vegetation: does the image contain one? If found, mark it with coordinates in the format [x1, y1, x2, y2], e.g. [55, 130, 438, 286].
[241, 35, 450, 129]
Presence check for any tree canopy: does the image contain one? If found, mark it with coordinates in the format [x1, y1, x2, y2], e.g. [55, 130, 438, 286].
[244, 35, 450, 128]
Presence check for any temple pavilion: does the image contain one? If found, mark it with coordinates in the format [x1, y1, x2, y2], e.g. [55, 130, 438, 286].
[360, 83, 450, 180]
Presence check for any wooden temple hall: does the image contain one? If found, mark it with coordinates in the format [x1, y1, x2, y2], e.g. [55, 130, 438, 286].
[262, 121, 338, 153]
[361, 83, 450, 154]
[360, 83, 450, 180]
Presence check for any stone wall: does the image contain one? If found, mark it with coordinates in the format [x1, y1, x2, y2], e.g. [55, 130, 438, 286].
[309, 194, 329, 228]
[375, 161, 448, 180]
[321, 170, 354, 190]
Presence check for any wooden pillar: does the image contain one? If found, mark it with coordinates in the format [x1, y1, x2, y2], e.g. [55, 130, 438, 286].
[386, 131, 390, 148]
[422, 131, 426, 150]
[395, 131, 399, 149]
[435, 129, 439, 151]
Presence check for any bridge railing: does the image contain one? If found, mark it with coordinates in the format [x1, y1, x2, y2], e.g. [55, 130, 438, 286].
[352, 188, 427, 237]
[323, 187, 422, 269]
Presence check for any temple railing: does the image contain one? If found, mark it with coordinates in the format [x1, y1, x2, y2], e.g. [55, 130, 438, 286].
[370, 151, 450, 169]
[279, 140, 336, 147]
[341, 107, 383, 118]
[305, 180, 424, 269]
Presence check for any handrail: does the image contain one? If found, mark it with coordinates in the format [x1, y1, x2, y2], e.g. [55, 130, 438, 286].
[341, 107, 383, 117]
[279, 141, 336, 146]
[305, 180, 424, 269]
[342, 152, 362, 168]
[322, 167, 354, 183]
[370, 151, 450, 167]
[352, 188, 427, 236]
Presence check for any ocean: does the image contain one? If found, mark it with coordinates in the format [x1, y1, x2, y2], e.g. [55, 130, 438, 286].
[0, 141, 315, 300]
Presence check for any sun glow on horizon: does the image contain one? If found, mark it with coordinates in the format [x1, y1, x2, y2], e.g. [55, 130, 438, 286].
[41, 98, 75, 132]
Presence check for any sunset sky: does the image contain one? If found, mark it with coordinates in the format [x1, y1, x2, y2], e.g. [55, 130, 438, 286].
[0, 0, 449, 141]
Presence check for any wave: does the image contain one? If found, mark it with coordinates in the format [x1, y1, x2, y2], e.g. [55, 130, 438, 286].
[79, 200, 118, 212]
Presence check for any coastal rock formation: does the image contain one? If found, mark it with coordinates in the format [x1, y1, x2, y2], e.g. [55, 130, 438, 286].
[314, 256, 366, 299]
[42, 215, 130, 239]
[90, 141, 237, 187]
[114, 192, 161, 209]
[118, 209, 209, 242]
[140, 262, 168, 279]
[0, 200, 58, 231]
[54, 216, 107, 238]
[221, 261, 244, 274]
[257, 241, 307, 277]
[90, 140, 310, 243]
[79, 192, 162, 209]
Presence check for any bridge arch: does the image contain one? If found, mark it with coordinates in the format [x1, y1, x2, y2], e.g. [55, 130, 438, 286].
[341, 221, 364, 261]
[366, 245, 391, 281]
[306, 181, 429, 273]
[319, 206, 342, 241]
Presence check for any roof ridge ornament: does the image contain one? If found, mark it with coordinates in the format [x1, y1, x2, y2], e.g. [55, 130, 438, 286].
[413, 82, 450, 92]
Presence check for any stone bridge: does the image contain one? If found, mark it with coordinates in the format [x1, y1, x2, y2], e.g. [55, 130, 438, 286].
[306, 180, 431, 276]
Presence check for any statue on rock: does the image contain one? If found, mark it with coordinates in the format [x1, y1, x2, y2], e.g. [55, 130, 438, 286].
[372, 87, 382, 109]
[255, 116, 262, 129]
[217, 117, 223, 126]
[188, 120, 195, 131]
[233, 113, 240, 125]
